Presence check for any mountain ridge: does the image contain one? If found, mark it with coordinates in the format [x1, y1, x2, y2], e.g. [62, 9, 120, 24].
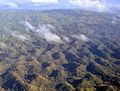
[0, 10, 120, 91]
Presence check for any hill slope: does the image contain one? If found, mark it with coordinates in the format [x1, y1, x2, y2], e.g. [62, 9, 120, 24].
[0, 10, 120, 91]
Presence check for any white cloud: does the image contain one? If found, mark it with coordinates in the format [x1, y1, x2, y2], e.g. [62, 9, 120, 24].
[72, 34, 89, 42]
[24, 21, 35, 31]
[24, 21, 63, 43]
[108, 3, 120, 10]
[0, 0, 18, 8]
[31, 0, 58, 4]
[37, 25, 63, 43]
[7, 2, 18, 8]
[11, 31, 31, 41]
[80, 34, 89, 41]
[62, 36, 70, 42]
[0, 42, 6, 48]
[0, 0, 119, 12]
[0, 0, 59, 8]
[69, 0, 109, 12]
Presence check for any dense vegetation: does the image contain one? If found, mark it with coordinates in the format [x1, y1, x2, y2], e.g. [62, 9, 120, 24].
[0, 10, 120, 91]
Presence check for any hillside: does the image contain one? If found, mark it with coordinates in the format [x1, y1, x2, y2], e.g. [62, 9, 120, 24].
[0, 10, 120, 91]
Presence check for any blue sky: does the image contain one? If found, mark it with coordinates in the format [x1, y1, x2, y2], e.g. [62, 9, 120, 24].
[0, 0, 120, 12]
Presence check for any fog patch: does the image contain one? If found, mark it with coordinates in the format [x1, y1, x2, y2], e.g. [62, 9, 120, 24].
[21, 21, 35, 32]
[11, 31, 31, 41]
[44, 32, 63, 43]
[61, 36, 70, 42]
[0, 42, 6, 48]
[36, 25, 63, 43]
[80, 34, 89, 41]
[23, 21, 63, 43]
[72, 34, 89, 42]
[111, 17, 119, 24]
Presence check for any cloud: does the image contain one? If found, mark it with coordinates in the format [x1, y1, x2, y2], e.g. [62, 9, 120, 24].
[10, 31, 31, 41]
[0, 0, 18, 8]
[80, 34, 89, 41]
[6, 2, 18, 8]
[31, 0, 58, 4]
[37, 25, 63, 43]
[0, 0, 120, 12]
[72, 34, 89, 42]
[24, 21, 35, 31]
[24, 21, 63, 43]
[69, 0, 109, 12]
[0, 0, 59, 8]
[0, 42, 6, 48]
[108, 3, 120, 10]
[23, 21, 90, 43]
[61, 36, 70, 42]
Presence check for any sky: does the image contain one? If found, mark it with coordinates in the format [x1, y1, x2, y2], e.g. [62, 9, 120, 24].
[0, 0, 120, 12]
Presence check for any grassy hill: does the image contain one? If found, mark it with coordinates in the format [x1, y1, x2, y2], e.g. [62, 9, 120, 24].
[0, 10, 120, 91]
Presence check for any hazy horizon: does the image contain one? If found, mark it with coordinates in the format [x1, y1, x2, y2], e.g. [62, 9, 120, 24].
[0, 0, 120, 12]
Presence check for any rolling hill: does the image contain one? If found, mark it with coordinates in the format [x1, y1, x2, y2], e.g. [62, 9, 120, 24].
[0, 10, 120, 91]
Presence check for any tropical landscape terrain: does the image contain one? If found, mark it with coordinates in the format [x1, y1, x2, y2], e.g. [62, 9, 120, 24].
[0, 10, 120, 91]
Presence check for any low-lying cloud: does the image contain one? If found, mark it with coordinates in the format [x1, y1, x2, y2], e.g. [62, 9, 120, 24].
[0, 42, 6, 48]
[37, 25, 63, 43]
[24, 21, 63, 43]
[24, 21, 90, 43]
[24, 21, 35, 31]
[11, 31, 31, 41]
[72, 34, 89, 42]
